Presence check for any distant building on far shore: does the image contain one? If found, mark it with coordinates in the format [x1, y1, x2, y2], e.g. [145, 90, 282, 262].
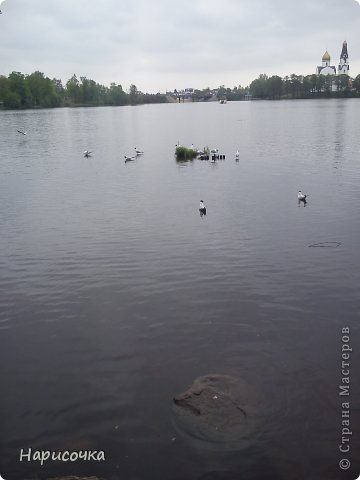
[338, 41, 349, 75]
[316, 40, 350, 77]
[316, 50, 336, 76]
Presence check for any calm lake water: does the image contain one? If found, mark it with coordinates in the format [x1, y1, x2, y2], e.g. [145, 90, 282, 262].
[0, 100, 360, 480]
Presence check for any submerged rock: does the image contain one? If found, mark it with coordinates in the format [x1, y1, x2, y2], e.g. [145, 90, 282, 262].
[173, 374, 261, 444]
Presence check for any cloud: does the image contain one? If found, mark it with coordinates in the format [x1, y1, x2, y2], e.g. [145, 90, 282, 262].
[0, 0, 360, 91]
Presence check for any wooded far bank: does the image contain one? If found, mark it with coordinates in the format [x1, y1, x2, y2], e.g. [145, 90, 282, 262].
[1, 71, 360, 110]
[0, 71, 167, 109]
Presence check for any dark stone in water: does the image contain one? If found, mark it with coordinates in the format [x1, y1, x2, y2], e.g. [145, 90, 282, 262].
[173, 374, 261, 444]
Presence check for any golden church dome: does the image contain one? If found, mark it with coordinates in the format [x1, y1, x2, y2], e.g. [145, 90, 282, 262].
[322, 51, 330, 61]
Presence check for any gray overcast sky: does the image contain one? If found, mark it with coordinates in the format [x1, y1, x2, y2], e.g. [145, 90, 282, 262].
[1, 0, 360, 93]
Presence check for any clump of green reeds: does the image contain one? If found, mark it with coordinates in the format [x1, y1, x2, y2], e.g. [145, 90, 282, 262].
[175, 146, 198, 160]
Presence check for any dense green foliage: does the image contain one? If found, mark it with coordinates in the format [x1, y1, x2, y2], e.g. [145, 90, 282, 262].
[1, 69, 360, 110]
[188, 85, 247, 102]
[249, 73, 360, 99]
[175, 146, 198, 160]
[0, 71, 167, 109]
[172, 73, 360, 103]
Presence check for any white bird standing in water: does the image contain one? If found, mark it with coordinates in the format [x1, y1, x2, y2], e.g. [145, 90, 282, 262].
[199, 200, 207, 214]
[298, 190, 307, 202]
[235, 150, 239, 159]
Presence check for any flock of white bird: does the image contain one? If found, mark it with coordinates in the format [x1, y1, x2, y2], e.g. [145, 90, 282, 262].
[82, 147, 144, 162]
[17, 130, 308, 211]
[124, 147, 144, 162]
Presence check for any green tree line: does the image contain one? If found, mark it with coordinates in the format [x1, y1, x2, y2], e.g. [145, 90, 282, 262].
[2, 70, 360, 109]
[248, 73, 360, 99]
[177, 74, 360, 102]
[0, 71, 167, 109]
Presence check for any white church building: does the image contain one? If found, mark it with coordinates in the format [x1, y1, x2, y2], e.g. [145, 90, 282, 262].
[338, 40, 350, 75]
[316, 40, 349, 76]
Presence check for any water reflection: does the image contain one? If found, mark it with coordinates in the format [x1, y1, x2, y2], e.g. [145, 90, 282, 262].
[1, 100, 360, 480]
[176, 157, 195, 165]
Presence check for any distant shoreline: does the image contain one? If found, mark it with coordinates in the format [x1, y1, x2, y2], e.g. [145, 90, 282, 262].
[1, 70, 359, 110]
[1, 95, 360, 112]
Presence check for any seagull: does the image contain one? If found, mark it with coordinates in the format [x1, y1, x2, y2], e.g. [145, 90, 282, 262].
[298, 190, 307, 202]
[235, 150, 240, 159]
[124, 155, 135, 163]
[83, 150, 92, 158]
[199, 200, 207, 215]
[134, 147, 144, 155]
[17, 129, 27, 135]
